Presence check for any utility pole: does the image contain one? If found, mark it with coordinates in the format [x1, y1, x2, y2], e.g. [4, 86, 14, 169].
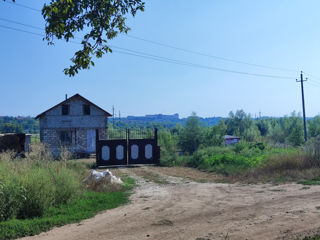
[112, 105, 115, 127]
[296, 71, 308, 142]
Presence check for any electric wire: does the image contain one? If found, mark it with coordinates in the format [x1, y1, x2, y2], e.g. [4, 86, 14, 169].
[0, 24, 43, 37]
[0, 23, 296, 80]
[110, 46, 294, 79]
[2, 1, 40, 12]
[306, 81, 320, 88]
[123, 34, 299, 73]
[0, 17, 43, 30]
[1, 2, 301, 73]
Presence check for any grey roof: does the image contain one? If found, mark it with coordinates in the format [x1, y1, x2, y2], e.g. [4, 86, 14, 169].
[224, 135, 240, 139]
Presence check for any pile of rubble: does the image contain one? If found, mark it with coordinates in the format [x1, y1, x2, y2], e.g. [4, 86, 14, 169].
[83, 170, 123, 191]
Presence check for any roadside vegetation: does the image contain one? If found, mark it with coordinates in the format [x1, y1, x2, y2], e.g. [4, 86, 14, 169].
[0, 144, 135, 240]
[158, 110, 320, 183]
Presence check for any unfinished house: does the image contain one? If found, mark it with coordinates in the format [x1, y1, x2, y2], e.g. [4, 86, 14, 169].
[36, 94, 112, 157]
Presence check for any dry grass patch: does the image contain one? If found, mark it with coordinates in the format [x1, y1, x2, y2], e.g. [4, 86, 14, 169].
[130, 168, 170, 184]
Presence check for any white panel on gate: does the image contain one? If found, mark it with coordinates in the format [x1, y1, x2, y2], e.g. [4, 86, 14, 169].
[131, 144, 139, 159]
[145, 144, 153, 159]
[102, 146, 110, 161]
[116, 145, 124, 160]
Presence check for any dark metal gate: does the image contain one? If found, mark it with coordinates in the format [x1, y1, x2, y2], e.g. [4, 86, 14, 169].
[96, 128, 160, 167]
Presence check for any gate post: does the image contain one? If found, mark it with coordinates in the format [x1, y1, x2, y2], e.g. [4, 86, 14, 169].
[154, 128, 158, 146]
[95, 129, 99, 165]
[126, 129, 130, 165]
[154, 128, 160, 164]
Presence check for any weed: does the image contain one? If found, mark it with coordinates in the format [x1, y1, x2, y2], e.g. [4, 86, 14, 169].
[298, 177, 320, 185]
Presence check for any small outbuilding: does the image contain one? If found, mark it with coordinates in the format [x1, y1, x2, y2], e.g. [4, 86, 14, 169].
[224, 135, 240, 145]
[36, 94, 112, 157]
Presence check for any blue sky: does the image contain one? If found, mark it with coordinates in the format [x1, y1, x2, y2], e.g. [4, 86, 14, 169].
[1, 0, 320, 118]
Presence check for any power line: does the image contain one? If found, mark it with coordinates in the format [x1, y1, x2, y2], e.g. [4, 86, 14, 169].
[1, 2, 300, 73]
[0, 23, 296, 80]
[123, 34, 298, 73]
[308, 79, 320, 86]
[0, 17, 297, 80]
[0, 17, 43, 31]
[113, 49, 293, 79]
[0, 24, 43, 37]
[306, 81, 320, 88]
[2, 1, 40, 12]
[304, 72, 320, 82]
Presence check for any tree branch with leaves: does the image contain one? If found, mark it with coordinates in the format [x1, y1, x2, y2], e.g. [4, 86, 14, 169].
[6, 0, 144, 76]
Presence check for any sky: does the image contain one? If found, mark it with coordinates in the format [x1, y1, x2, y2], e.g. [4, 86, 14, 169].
[1, 0, 320, 118]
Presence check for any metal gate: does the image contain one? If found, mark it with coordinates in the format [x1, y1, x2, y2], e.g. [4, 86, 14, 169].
[96, 128, 160, 167]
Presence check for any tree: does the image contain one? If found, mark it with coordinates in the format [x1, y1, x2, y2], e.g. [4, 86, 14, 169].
[7, 0, 145, 76]
[286, 112, 304, 146]
[178, 113, 203, 154]
[225, 110, 260, 141]
[256, 119, 270, 136]
[308, 116, 320, 138]
[204, 120, 227, 146]
[0, 123, 23, 133]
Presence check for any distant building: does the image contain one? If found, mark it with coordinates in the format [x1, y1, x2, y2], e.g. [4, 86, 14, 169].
[224, 135, 240, 145]
[127, 113, 179, 121]
[36, 94, 112, 157]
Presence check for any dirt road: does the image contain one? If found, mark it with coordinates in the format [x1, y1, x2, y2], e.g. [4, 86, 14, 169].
[22, 167, 320, 240]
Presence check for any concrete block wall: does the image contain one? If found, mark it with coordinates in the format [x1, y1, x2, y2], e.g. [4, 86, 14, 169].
[41, 128, 108, 157]
[38, 95, 109, 157]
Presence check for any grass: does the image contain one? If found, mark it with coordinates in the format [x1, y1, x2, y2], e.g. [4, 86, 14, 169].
[0, 176, 135, 240]
[298, 177, 320, 185]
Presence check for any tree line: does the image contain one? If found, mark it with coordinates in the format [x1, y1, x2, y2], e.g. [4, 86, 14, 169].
[0, 117, 39, 134]
[158, 110, 320, 156]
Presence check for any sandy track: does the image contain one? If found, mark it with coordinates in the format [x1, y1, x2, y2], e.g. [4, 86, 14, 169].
[21, 167, 320, 240]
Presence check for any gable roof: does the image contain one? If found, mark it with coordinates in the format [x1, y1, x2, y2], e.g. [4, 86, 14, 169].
[35, 94, 112, 119]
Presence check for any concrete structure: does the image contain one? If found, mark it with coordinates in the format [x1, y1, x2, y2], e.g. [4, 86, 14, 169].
[36, 94, 111, 157]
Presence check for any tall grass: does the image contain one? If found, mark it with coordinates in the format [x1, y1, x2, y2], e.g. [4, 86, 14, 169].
[0, 143, 136, 239]
[0, 143, 83, 221]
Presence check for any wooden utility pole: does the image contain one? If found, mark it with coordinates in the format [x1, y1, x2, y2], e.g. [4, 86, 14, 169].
[296, 71, 308, 142]
[112, 105, 115, 127]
